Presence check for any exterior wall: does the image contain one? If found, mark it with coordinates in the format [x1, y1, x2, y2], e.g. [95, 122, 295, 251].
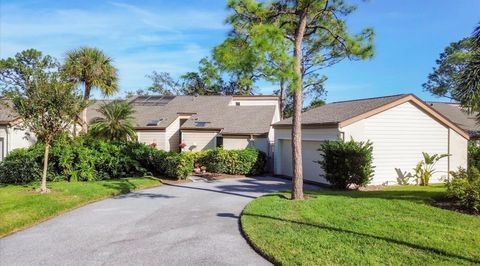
[342, 101, 450, 185]
[165, 118, 181, 152]
[222, 136, 269, 153]
[448, 128, 468, 173]
[274, 127, 340, 180]
[181, 131, 218, 151]
[0, 124, 36, 160]
[137, 130, 166, 150]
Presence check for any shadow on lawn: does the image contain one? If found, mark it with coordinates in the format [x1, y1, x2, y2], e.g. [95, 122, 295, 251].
[242, 211, 480, 264]
[308, 189, 446, 203]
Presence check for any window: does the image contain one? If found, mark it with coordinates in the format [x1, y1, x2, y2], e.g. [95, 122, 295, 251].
[216, 136, 223, 148]
[146, 119, 163, 126]
[194, 121, 208, 127]
[235, 102, 241, 106]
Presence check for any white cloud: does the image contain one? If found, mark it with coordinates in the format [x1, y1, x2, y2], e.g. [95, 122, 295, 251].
[0, 1, 229, 95]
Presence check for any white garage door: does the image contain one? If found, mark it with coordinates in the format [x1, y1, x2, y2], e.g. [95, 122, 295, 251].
[279, 140, 327, 184]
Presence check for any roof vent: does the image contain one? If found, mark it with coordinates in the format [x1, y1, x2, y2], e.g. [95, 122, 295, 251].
[146, 119, 163, 126]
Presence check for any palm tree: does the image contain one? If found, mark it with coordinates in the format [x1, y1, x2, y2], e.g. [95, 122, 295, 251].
[63, 47, 118, 132]
[89, 101, 137, 142]
[454, 23, 480, 113]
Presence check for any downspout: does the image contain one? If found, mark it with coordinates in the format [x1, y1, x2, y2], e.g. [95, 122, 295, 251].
[447, 129, 451, 182]
[5, 124, 10, 158]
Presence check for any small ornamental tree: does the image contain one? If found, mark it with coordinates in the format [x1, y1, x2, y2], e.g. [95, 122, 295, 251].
[0, 49, 85, 193]
[318, 139, 374, 189]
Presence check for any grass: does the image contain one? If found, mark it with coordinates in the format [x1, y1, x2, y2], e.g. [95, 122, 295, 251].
[0, 177, 162, 237]
[241, 185, 480, 266]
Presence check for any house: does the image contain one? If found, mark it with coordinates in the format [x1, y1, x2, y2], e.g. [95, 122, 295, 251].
[428, 102, 480, 140]
[0, 100, 36, 160]
[87, 95, 280, 155]
[273, 94, 469, 185]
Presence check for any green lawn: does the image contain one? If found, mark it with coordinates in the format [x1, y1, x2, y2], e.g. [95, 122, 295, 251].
[0, 177, 162, 237]
[241, 185, 480, 266]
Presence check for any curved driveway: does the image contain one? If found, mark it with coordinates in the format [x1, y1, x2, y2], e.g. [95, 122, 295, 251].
[0, 177, 317, 265]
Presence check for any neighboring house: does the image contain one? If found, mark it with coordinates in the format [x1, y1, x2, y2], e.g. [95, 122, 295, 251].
[273, 94, 469, 185]
[0, 100, 36, 160]
[428, 102, 480, 140]
[87, 95, 280, 155]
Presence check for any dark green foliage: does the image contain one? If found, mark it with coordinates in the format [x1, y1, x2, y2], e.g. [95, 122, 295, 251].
[468, 143, 480, 169]
[160, 152, 194, 179]
[197, 148, 266, 175]
[318, 139, 374, 189]
[88, 101, 137, 142]
[447, 167, 480, 213]
[0, 137, 196, 184]
[0, 149, 41, 184]
[423, 38, 474, 100]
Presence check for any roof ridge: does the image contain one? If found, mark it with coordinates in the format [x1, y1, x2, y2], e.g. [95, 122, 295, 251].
[330, 94, 410, 104]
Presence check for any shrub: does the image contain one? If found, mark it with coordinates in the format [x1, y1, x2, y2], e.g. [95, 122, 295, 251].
[468, 143, 480, 169]
[160, 152, 194, 179]
[197, 148, 266, 175]
[0, 148, 41, 184]
[318, 139, 374, 189]
[446, 167, 480, 213]
[413, 152, 449, 186]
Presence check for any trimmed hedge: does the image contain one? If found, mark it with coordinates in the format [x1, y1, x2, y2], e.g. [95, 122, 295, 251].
[0, 137, 193, 184]
[318, 139, 374, 189]
[0, 137, 266, 185]
[195, 148, 266, 175]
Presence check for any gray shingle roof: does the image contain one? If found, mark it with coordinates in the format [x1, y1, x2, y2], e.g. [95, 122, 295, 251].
[275, 94, 408, 126]
[428, 102, 480, 137]
[0, 100, 20, 124]
[87, 95, 276, 135]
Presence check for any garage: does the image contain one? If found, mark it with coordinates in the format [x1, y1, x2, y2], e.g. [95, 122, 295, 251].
[273, 94, 469, 185]
[279, 139, 327, 183]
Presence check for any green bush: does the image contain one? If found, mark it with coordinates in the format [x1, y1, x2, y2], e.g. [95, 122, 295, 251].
[0, 136, 196, 184]
[318, 139, 374, 189]
[160, 152, 194, 179]
[468, 143, 480, 169]
[196, 148, 266, 175]
[0, 148, 41, 184]
[446, 167, 480, 213]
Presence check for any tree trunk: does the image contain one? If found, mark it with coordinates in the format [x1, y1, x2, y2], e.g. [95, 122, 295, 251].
[39, 142, 50, 193]
[279, 79, 285, 120]
[81, 85, 91, 133]
[291, 13, 307, 200]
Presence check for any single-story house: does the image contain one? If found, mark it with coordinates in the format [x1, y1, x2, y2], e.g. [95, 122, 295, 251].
[0, 100, 37, 160]
[88, 95, 280, 155]
[273, 94, 469, 185]
[428, 101, 480, 140]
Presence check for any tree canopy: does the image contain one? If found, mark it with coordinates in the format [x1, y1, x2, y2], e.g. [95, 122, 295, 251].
[0, 49, 86, 192]
[423, 38, 475, 100]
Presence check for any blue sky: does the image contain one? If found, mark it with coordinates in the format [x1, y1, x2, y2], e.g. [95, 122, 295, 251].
[0, 0, 479, 103]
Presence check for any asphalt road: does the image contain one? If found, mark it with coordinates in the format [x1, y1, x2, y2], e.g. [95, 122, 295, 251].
[0, 176, 317, 266]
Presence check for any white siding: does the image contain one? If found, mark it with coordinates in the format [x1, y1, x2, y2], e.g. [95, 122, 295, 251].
[449, 128, 468, 173]
[342, 101, 450, 185]
[181, 131, 218, 151]
[0, 125, 36, 160]
[222, 136, 269, 153]
[223, 136, 250, 150]
[137, 131, 166, 150]
[165, 118, 181, 152]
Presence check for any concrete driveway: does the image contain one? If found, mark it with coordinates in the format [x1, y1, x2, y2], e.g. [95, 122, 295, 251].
[0, 176, 318, 266]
